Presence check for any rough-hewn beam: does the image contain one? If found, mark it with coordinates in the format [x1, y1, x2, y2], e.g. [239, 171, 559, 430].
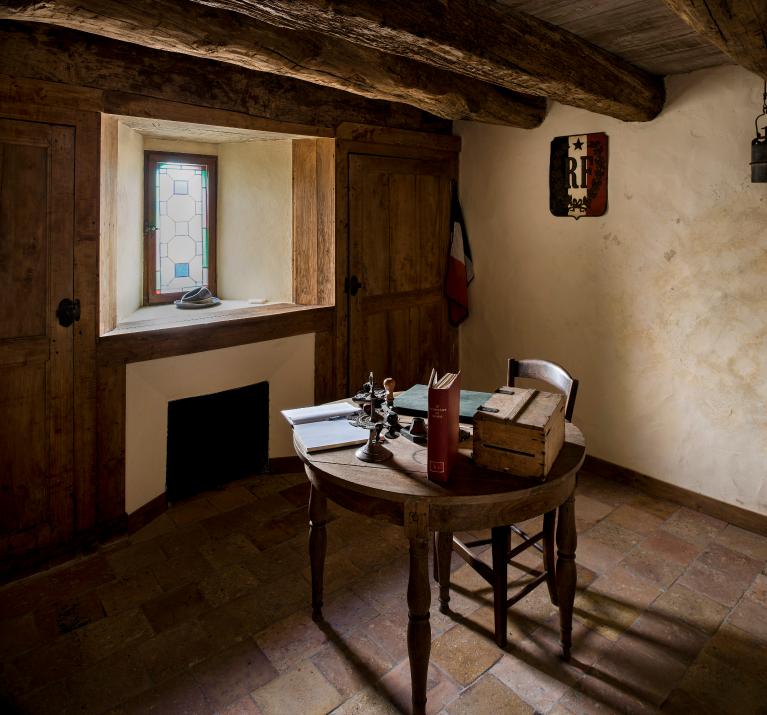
[191, 0, 665, 121]
[662, 0, 767, 78]
[0, 22, 451, 134]
[0, 1, 546, 128]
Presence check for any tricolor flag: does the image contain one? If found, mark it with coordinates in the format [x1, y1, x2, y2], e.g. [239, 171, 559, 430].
[445, 185, 474, 326]
[550, 132, 608, 219]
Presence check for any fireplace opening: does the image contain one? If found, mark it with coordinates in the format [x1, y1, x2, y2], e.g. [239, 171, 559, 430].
[166, 381, 269, 502]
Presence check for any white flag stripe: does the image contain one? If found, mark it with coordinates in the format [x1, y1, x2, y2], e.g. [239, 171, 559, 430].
[567, 134, 587, 218]
[450, 223, 465, 262]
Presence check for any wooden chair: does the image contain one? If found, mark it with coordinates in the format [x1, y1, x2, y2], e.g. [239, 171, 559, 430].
[435, 357, 579, 648]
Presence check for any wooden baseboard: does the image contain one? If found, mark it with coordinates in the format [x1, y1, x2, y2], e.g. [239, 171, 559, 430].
[269, 456, 304, 474]
[583, 455, 767, 537]
[125, 493, 168, 533]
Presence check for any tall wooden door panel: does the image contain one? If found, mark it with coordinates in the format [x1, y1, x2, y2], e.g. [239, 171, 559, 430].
[348, 154, 457, 390]
[0, 118, 75, 560]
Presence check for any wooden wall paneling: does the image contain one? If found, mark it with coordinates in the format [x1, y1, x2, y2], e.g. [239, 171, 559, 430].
[0, 76, 104, 116]
[73, 110, 101, 533]
[99, 114, 119, 335]
[314, 330, 336, 404]
[315, 139, 336, 306]
[293, 138, 336, 306]
[336, 123, 461, 152]
[334, 140, 352, 398]
[48, 125, 77, 547]
[293, 140, 319, 304]
[98, 305, 334, 364]
[0, 116, 76, 562]
[96, 359, 126, 525]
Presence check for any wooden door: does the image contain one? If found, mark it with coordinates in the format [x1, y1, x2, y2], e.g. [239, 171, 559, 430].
[348, 153, 457, 391]
[0, 118, 76, 560]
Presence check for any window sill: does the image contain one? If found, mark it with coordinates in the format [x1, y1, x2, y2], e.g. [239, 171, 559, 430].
[98, 302, 334, 364]
[112, 300, 290, 332]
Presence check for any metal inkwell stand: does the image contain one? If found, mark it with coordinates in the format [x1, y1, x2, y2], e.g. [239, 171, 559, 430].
[349, 372, 402, 463]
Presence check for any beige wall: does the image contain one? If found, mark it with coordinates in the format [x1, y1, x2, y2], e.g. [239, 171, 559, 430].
[457, 65, 767, 517]
[125, 334, 315, 513]
[219, 140, 292, 302]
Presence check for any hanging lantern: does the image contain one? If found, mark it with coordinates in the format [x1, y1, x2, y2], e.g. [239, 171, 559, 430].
[751, 79, 767, 183]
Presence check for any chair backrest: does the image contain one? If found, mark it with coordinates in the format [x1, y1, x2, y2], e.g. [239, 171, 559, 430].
[507, 358, 578, 422]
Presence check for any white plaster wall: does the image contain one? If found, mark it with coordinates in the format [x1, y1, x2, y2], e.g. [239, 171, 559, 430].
[125, 333, 315, 513]
[457, 65, 767, 516]
[115, 124, 144, 321]
[218, 140, 292, 302]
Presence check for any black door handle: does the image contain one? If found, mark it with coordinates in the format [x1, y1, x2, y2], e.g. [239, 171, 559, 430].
[345, 275, 363, 296]
[56, 298, 81, 328]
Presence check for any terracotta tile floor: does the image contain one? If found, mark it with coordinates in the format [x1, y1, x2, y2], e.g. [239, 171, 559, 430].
[1, 470, 766, 714]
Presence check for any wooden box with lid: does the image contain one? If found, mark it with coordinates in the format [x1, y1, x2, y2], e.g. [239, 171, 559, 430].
[472, 388, 566, 479]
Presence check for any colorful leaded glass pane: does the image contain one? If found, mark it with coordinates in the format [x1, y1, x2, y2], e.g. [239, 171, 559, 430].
[153, 161, 210, 294]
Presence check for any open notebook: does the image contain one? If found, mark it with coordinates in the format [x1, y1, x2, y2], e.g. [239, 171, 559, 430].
[292, 419, 368, 453]
[282, 401, 367, 453]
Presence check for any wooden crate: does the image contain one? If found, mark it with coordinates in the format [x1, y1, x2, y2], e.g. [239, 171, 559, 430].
[472, 388, 565, 479]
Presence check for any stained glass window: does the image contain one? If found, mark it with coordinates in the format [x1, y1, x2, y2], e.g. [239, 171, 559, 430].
[144, 152, 217, 304]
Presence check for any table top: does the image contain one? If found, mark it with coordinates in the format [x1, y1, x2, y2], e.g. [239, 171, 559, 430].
[294, 422, 585, 509]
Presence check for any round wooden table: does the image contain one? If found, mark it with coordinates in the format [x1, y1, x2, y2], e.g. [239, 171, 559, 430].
[294, 422, 585, 715]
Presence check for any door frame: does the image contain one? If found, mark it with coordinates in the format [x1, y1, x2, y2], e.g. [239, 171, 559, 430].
[333, 124, 460, 398]
[0, 92, 101, 549]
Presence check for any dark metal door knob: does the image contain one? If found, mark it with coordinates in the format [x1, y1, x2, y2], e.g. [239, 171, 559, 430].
[56, 298, 81, 328]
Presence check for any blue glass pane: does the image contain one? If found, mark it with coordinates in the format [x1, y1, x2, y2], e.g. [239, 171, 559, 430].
[175, 262, 190, 278]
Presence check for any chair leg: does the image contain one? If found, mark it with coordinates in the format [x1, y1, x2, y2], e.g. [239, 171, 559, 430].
[432, 533, 439, 583]
[491, 525, 510, 648]
[436, 531, 453, 613]
[543, 510, 559, 607]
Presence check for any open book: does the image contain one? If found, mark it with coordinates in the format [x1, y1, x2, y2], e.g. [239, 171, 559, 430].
[281, 401, 367, 453]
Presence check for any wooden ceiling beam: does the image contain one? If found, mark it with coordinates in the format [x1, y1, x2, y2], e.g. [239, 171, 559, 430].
[0, 22, 451, 134]
[0, 0, 546, 128]
[191, 0, 665, 121]
[662, 0, 767, 78]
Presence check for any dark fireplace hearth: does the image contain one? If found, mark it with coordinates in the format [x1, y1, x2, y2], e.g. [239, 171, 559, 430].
[166, 381, 269, 502]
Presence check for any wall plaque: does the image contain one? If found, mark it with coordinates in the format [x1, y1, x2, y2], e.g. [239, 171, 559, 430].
[550, 133, 608, 219]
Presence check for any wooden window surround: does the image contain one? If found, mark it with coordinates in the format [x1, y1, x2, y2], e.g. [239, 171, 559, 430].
[143, 151, 217, 306]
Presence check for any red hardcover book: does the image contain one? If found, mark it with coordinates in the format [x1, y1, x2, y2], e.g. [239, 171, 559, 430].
[427, 370, 461, 483]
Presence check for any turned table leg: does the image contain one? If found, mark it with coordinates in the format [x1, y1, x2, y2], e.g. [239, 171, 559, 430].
[407, 535, 431, 715]
[308, 484, 328, 622]
[556, 492, 577, 660]
[435, 531, 453, 614]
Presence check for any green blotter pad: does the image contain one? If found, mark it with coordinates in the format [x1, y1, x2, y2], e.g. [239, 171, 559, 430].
[393, 384, 493, 424]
